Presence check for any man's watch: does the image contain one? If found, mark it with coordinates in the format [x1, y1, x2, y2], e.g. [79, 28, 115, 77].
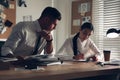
[46, 39, 53, 42]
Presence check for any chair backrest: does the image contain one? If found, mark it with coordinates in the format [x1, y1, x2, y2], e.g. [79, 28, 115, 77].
[0, 41, 5, 56]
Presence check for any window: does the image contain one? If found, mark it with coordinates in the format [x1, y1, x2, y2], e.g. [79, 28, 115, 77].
[92, 0, 120, 60]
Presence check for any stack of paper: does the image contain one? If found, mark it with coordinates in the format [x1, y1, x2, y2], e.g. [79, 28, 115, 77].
[103, 60, 120, 66]
[0, 57, 18, 62]
[23, 55, 63, 66]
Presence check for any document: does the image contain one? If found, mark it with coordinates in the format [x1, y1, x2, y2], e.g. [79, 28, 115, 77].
[23, 54, 63, 66]
[25, 54, 59, 62]
[73, 59, 87, 62]
[0, 57, 18, 62]
[103, 59, 120, 66]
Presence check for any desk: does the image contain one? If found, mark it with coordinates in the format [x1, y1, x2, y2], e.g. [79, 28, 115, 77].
[0, 61, 119, 80]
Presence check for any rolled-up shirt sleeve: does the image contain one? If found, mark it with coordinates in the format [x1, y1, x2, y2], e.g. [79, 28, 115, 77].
[1, 22, 24, 56]
[89, 39, 102, 61]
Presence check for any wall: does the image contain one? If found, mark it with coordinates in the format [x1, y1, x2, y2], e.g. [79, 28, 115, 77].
[16, 0, 53, 23]
[53, 0, 72, 52]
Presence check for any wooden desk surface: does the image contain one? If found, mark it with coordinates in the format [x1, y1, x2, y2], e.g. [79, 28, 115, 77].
[0, 61, 119, 80]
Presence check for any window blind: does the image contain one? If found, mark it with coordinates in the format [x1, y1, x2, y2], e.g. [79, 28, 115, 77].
[92, 0, 120, 60]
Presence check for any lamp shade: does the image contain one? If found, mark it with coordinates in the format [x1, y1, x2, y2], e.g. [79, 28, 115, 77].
[106, 28, 119, 38]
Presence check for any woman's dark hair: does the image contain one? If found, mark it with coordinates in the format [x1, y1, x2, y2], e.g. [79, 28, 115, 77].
[80, 22, 94, 31]
[40, 7, 61, 20]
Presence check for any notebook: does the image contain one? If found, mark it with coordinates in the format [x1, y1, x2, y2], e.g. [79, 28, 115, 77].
[103, 60, 120, 66]
[0, 57, 18, 62]
[24, 54, 63, 66]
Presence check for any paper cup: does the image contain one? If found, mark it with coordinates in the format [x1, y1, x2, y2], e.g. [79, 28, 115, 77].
[103, 50, 111, 61]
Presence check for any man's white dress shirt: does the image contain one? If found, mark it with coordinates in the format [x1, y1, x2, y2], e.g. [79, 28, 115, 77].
[1, 20, 47, 56]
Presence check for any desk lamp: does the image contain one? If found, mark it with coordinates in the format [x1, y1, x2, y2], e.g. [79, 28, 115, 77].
[106, 28, 120, 38]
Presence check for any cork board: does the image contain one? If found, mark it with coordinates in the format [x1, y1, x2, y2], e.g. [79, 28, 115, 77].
[71, 0, 92, 34]
[0, 0, 16, 39]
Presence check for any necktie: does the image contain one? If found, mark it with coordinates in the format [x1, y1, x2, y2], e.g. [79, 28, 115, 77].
[32, 35, 41, 55]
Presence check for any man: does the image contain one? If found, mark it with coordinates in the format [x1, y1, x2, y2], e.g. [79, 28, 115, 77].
[1, 7, 61, 58]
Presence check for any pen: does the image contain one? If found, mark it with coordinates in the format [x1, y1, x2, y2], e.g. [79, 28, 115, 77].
[58, 58, 64, 64]
[96, 62, 104, 67]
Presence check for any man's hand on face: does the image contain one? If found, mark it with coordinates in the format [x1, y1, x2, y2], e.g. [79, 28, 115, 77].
[39, 30, 53, 41]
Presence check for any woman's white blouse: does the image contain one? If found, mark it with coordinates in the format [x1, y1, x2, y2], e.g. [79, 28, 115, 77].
[56, 35, 102, 61]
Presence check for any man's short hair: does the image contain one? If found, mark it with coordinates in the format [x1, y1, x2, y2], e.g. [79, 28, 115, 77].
[40, 7, 61, 20]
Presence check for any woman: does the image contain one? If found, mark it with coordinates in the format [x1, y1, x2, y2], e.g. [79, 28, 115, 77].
[56, 22, 102, 61]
